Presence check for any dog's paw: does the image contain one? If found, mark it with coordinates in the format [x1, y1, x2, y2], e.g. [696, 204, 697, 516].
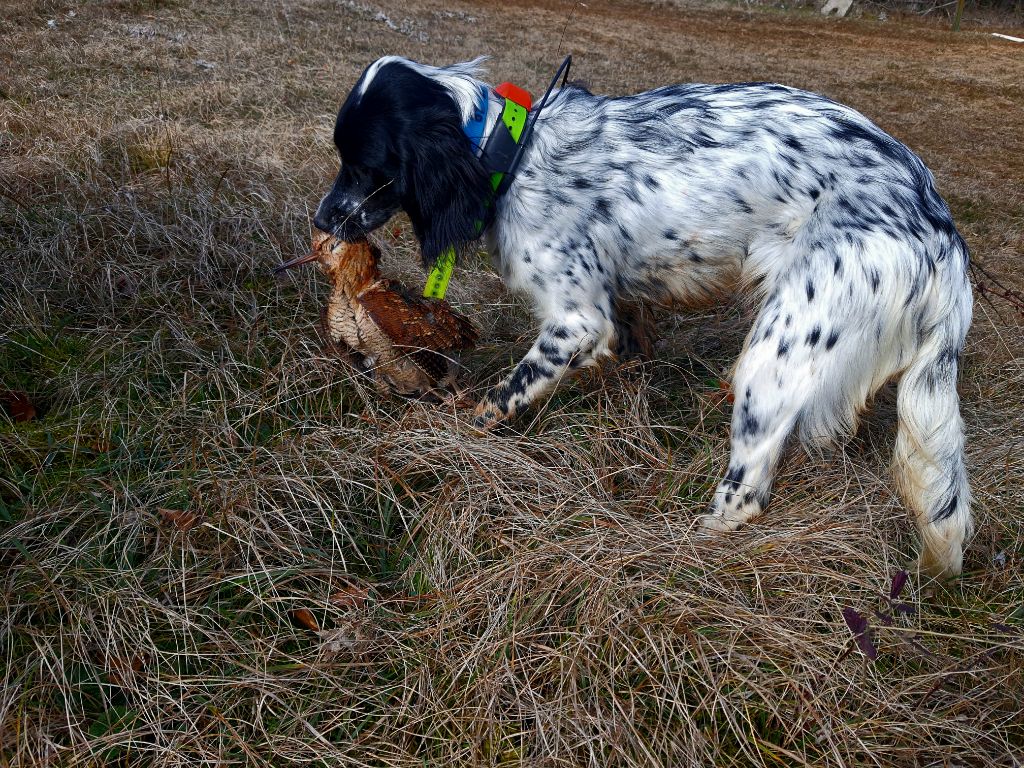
[697, 510, 743, 533]
[905, 555, 960, 584]
[471, 400, 507, 432]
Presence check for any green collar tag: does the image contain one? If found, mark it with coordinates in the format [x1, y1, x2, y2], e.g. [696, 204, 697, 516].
[423, 247, 457, 300]
[423, 96, 530, 300]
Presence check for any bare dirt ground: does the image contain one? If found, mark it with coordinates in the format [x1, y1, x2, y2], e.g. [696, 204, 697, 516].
[1, 0, 1023, 765]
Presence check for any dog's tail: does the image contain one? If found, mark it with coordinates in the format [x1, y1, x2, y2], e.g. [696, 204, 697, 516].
[893, 233, 973, 578]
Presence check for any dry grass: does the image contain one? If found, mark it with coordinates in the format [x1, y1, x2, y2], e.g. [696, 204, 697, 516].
[2, 0, 1023, 765]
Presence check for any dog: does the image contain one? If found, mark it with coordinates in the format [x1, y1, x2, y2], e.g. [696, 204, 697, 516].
[312, 57, 974, 577]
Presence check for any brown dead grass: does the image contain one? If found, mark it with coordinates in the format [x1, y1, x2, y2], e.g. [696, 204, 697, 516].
[1, 0, 1023, 765]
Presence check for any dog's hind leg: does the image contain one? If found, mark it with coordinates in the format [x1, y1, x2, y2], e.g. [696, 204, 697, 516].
[699, 277, 870, 532]
[892, 293, 972, 578]
[699, 328, 813, 531]
[612, 301, 656, 360]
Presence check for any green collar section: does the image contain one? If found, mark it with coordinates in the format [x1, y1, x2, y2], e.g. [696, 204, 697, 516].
[423, 94, 530, 300]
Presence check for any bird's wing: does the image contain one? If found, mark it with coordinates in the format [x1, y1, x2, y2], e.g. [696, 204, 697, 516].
[356, 283, 478, 351]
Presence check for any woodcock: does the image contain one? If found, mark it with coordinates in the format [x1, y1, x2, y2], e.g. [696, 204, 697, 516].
[274, 230, 478, 397]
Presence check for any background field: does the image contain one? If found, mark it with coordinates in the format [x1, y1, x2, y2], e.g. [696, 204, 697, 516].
[2, 0, 1023, 765]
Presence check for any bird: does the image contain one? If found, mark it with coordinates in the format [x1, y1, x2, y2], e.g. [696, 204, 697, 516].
[274, 230, 478, 397]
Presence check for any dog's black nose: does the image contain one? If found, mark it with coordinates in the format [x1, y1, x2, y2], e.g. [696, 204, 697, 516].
[313, 212, 332, 232]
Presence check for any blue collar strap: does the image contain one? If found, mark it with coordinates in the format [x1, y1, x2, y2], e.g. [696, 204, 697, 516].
[462, 82, 490, 155]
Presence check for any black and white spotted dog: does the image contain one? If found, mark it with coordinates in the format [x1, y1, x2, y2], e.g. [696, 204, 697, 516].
[313, 57, 973, 577]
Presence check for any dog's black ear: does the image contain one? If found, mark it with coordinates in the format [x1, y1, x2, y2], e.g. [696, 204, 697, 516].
[398, 119, 493, 270]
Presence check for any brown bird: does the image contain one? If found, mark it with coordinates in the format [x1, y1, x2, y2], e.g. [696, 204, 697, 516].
[274, 230, 478, 397]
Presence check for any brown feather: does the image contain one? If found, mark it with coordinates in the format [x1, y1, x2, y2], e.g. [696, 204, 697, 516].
[356, 282, 478, 351]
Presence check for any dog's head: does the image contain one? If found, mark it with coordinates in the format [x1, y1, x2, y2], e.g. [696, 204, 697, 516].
[314, 57, 494, 269]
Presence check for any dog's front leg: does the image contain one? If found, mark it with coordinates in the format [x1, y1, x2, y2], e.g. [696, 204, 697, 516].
[474, 301, 614, 429]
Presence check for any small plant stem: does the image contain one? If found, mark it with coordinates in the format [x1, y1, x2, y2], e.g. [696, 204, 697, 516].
[952, 0, 966, 30]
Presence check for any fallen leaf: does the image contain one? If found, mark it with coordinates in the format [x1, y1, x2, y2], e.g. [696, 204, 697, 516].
[330, 585, 369, 611]
[717, 379, 736, 403]
[107, 654, 145, 687]
[158, 507, 198, 532]
[318, 619, 375, 655]
[291, 608, 319, 632]
[991, 622, 1019, 637]
[1, 389, 36, 422]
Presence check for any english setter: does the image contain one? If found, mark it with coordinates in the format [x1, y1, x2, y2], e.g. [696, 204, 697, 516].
[312, 57, 973, 577]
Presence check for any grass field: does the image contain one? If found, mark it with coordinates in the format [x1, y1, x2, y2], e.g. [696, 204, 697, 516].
[2, 0, 1023, 764]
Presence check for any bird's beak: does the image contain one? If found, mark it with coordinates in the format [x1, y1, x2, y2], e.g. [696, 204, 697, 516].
[272, 251, 319, 275]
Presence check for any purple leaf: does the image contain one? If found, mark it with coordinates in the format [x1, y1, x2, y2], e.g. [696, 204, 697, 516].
[992, 622, 1019, 636]
[842, 607, 868, 635]
[893, 602, 917, 615]
[856, 632, 879, 660]
[842, 607, 878, 660]
[890, 570, 909, 600]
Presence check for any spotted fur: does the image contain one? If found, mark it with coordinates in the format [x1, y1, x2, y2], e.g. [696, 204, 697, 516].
[314, 57, 974, 578]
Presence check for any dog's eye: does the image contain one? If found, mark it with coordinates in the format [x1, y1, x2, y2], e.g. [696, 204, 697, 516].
[378, 154, 399, 177]
[359, 144, 397, 176]
[340, 163, 368, 183]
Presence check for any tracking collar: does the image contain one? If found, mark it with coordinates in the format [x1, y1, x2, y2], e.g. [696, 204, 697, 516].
[423, 56, 572, 300]
[467, 81, 533, 193]
[423, 82, 533, 300]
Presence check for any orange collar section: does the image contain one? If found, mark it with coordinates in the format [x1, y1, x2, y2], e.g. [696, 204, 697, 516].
[494, 81, 532, 111]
